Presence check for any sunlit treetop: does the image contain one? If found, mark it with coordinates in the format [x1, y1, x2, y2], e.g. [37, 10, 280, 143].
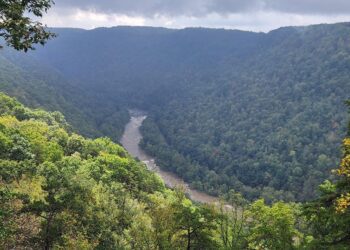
[334, 138, 350, 213]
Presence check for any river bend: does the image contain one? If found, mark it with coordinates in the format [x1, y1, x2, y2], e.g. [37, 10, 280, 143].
[120, 114, 218, 204]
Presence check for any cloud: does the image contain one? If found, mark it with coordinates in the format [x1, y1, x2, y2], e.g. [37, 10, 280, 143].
[39, 1, 350, 31]
[54, 0, 350, 17]
[41, 9, 350, 32]
[263, 0, 350, 15]
[42, 8, 146, 29]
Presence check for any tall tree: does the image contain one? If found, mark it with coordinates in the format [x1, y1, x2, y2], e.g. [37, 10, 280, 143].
[0, 0, 54, 51]
[218, 190, 249, 249]
[304, 103, 350, 248]
[247, 199, 301, 250]
[172, 190, 218, 250]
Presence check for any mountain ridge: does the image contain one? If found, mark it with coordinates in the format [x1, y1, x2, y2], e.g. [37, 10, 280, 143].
[1, 21, 350, 201]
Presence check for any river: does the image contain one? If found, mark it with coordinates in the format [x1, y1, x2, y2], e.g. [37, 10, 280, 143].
[120, 113, 219, 204]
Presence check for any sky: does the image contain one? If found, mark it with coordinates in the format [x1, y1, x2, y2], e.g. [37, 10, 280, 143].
[40, 0, 350, 32]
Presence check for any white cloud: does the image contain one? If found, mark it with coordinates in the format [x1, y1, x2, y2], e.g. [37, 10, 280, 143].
[42, 9, 146, 29]
[54, 0, 350, 17]
[41, 8, 350, 32]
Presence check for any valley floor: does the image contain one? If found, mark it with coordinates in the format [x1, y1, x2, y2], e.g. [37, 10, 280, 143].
[120, 113, 218, 204]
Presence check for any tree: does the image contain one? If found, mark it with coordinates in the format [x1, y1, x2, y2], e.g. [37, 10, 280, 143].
[0, 0, 54, 51]
[147, 193, 177, 249]
[218, 190, 249, 249]
[247, 199, 301, 250]
[303, 139, 350, 247]
[302, 102, 350, 248]
[172, 190, 218, 250]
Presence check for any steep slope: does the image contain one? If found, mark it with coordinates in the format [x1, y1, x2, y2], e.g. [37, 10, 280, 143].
[3, 23, 350, 201]
[0, 48, 129, 140]
[32, 27, 264, 106]
[141, 23, 350, 201]
[0, 93, 221, 249]
[5, 92, 344, 250]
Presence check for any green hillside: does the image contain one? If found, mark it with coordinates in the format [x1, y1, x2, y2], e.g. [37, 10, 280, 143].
[27, 23, 350, 202]
[1, 1, 350, 248]
[1, 93, 350, 249]
[0, 48, 129, 141]
[0, 93, 217, 249]
[141, 24, 350, 202]
[2, 23, 350, 202]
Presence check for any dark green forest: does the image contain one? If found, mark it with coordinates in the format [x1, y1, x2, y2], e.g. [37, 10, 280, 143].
[8, 23, 348, 202]
[1, 1, 350, 248]
[1, 22, 350, 200]
[0, 48, 129, 141]
[140, 24, 350, 202]
[1, 93, 350, 249]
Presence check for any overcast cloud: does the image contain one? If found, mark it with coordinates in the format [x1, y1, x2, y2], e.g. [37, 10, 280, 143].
[40, 0, 350, 31]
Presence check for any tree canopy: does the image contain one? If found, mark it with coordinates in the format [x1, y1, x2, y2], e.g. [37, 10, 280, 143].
[17, 23, 350, 202]
[0, 81, 349, 248]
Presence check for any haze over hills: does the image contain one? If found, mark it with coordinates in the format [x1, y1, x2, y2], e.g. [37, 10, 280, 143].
[3, 0, 350, 247]
[1, 22, 350, 202]
[0, 47, 129, 140]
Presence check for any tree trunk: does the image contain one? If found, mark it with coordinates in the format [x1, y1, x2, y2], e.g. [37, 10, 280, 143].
[187, 228, 191, 250]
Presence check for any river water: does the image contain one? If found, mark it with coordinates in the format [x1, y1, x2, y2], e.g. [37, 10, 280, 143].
[120, 114, 219, 204]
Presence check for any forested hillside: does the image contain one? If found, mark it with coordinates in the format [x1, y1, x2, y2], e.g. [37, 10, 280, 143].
[0, 48, 129, 140]
[1, 93, 350, 249]
[16, 23, 349, 202]
[141, 24, 350, 202]
[0, 93, 214, 249]
[30, 27, 264, 107]
[1, 1, 350, 248]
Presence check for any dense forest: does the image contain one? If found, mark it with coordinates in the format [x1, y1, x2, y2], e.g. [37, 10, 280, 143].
[1, 93, 350, 249]
[140, 24, 350, 202]
[11, 23, 348, 202]
[0, 48, 129, 141]
[1, 2, 349, 248]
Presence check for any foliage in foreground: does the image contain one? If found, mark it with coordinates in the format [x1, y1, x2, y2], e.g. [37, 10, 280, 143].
[0, 0, 55, 51]
[0, 93, 349, 249]
[303, 122, 350, 248]
[0, 93, 217, 249]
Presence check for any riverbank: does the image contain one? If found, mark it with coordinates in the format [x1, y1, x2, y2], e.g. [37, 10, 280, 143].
[120, 114, 219, 204]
